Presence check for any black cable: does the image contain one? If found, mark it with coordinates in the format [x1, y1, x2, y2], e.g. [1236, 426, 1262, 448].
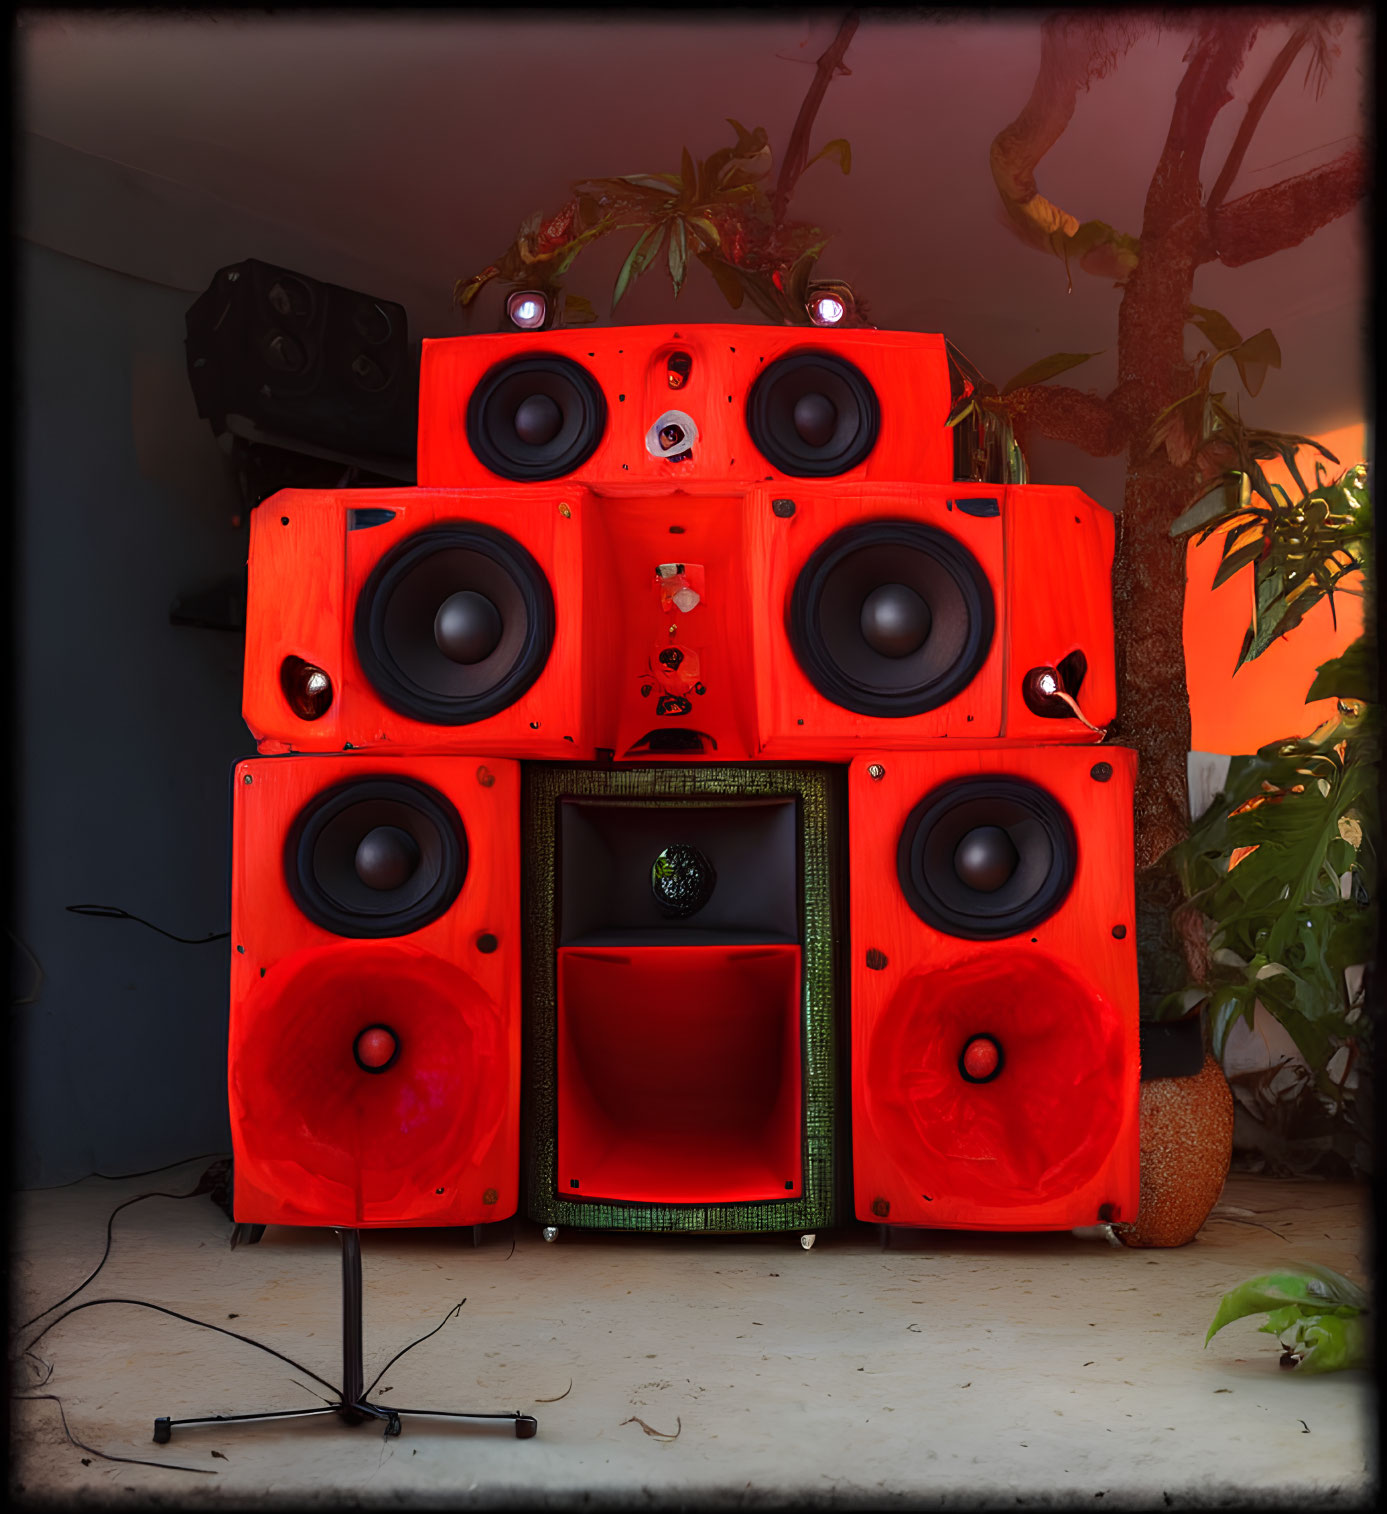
[19, 1298, 342, 1401]
[65, 904, 229, 944]
[364, 1298, 467, 1398]
[14, 1393, 215, 1476]
[16, 1183, 216, 1334]
[25, 1152, 231, 1191]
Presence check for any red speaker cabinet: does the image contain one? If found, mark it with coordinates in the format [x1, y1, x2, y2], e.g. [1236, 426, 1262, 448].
[847, 746, 1139, 1231]
[417, 325, 954, 490]
[228, 752, 521, 1229]
[243, 487, 593, 758]
[748, 482, 1115, 757]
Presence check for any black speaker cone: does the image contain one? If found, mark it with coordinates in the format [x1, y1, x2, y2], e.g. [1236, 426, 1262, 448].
[789, 520, 994, 717]
[289, 777, 467, 938]
[746, 350, 879, 476]
[897, 776, 1076, 939]
[466, 354, 606, 480]
[355, 523, 554, 725]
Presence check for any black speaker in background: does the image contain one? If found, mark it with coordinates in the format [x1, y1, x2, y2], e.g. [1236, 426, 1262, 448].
[185, 258, 419, 468]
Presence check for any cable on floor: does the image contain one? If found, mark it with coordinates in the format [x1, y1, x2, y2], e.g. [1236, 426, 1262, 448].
[65, 903, 229, 944]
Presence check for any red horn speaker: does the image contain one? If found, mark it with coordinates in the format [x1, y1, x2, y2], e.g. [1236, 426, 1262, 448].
[748, 482, 1115, 756]
[242, 487, 592, 757]
[228, 752, 521, 1229]
[417, 325, 954, 490]
[847, 746, 1139, 1231]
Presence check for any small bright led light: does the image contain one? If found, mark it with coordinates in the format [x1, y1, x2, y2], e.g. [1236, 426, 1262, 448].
[507, 291, 547, 330]
[809, 293, 846, 327]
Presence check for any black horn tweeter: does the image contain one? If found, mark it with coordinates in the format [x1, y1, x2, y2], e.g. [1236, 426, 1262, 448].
[788, 520, 994, 717]
[746, 350, 879, 476]
[354, 523, 554, 725]
[466, 353, 606, 480]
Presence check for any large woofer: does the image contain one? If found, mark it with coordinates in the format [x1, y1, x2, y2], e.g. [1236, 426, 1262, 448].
[466, 354, 606, 480]
[788, 520, 994, 716]
[288, 777, 467, 938]
[746, 350, 879, 476]
[896, 776, 1076, 939]
[354, 523, 554, 724]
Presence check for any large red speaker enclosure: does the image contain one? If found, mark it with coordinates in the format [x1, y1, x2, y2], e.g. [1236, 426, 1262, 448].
[228, 752, 521, 1228]
[243, 487, 592, 757]
[417, 325, 954, 490]
[848, 745, 1139, 1231]
[749, 482, 1116, 756]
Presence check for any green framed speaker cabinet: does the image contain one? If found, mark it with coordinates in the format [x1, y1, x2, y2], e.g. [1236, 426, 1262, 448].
[521, 763, 843, 1236]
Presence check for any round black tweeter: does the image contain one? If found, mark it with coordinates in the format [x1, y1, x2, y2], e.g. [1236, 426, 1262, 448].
[354, 523, 554, 725]
[288, 776, 468, 938]
[788, 520, 994, 717]
[466, 354, 606, 480]
[896, 776, 1076, 939]
[746, 350, 879, 477]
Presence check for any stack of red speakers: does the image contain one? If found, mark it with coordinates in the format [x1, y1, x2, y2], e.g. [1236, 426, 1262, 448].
[229, 323, 1139, 1241]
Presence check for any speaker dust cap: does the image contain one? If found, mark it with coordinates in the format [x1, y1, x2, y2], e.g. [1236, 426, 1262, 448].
[354, 522, 555, 725]
[466, 353, 606, 480]
[747, 350, 879, 476]
[789, 519, 994, 717]
[288, 775, 467, 938]
[897, 775, 1076, 939]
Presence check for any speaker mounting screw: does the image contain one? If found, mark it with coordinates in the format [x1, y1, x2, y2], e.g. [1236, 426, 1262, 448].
[477, 932, 499, 954]
[772, 498, 796, 518]
[243, 773, 253, 784]
[559, 502, 571, 518]
[871, 1198, 890, 1218]
[1111, 925, 1127, 939]
[867, 764, 885, 782]
[476, 766, 495, 788]
[1090, 761, 1113, 782]
[483, 1188, 498, 1206]
[865, 948, 888, 971]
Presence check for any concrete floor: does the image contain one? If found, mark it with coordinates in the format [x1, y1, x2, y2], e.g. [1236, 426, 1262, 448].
[8, 1164, 1374, 1508]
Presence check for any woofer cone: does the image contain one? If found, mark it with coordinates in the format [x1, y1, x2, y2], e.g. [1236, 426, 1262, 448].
[466, 353, 606, 480]
[354, 523, 554, 724]
[746, 350, 879, 476]
[897, 776, 1076, 939]
[287, 777, 467, 938]
[789, 520, 994, 717]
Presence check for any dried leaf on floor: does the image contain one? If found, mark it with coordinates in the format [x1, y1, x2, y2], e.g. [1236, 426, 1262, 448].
[621, 1414, 681, 1440]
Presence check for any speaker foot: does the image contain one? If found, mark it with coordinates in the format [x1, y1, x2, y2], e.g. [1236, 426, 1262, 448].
[542, 1226, 559, 1244]
[799, 1233, 817, 1251]
[230, 1223, 267, 1250]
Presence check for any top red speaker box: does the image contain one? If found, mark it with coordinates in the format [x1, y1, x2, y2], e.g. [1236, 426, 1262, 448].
[417, 325, 954, 490]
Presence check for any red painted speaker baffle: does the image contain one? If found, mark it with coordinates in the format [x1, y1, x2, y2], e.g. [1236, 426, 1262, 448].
[863, 950, 1128, 1208]
[556, 944, 803, 1204]
[230, 940, 508, 1227]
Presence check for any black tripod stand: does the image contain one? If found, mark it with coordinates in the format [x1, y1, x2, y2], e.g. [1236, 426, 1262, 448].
[153, 1229, 538, 1444]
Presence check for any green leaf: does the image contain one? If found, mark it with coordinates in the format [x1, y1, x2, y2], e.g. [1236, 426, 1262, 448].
[680, 147, 696, 196]
[1171, 487, 1237, 538]
[699, 252, 745, 310]
[1285, 1312, 1370, 1372]
[1206, 1264, 1368, 1346]
[945, 395, 978, 429]
[1307, 637, 1377, 703]
[1212, 538, 1264, 589]
[1227, 328, 1282, 399]
[808, 137, 852, 175]
[611, 225, 664, 310]
[668, 218, 688, 299]
[561, 294, 597, 326]
[1187, 304, 1243, 354]
[1001, 351, 1101, 396]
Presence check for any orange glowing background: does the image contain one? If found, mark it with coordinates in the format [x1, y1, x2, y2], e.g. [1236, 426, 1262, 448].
[1183, 423, 1368, 755]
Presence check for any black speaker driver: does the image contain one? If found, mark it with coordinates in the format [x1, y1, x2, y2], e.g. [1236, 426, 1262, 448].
[746, 350, 879, 476]
[788, 520, 995, 717]
[354, 523, 555, 725]
[466, 354, 607, 481]
[897, 776, 1077, 939]
[288, 777, 468, 938]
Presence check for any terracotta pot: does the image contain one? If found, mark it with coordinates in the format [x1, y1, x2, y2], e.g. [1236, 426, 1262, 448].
[1121, 1021, 1235, 1248]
